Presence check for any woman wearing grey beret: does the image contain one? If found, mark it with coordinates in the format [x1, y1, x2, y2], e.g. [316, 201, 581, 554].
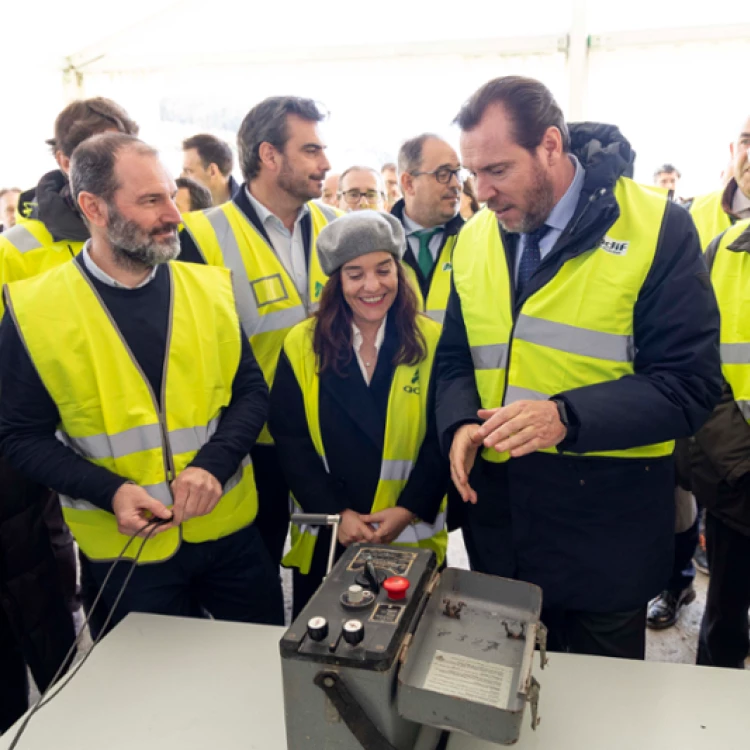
[269, 210, 450, 615]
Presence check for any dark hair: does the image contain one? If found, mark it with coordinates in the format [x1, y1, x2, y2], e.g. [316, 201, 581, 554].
[237, 96, 326, 182]
[397, 133, 441, 175]
[313, 262, 426, 376]
[175, 176, 212, 211]
[653, 163, 681, 180]
[70, 133, 156, 205]
[48, 98, 139, 158]
[454, 76, 570, 153]
[182, 133, 233, 176]
[462, 175, 480, 215]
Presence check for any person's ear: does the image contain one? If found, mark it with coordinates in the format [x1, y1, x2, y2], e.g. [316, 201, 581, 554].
[56, 151, 71, 174]
[77, 192, 108, 228]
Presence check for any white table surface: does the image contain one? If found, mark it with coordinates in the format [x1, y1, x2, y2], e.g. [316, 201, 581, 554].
[3, 613, 749, 750]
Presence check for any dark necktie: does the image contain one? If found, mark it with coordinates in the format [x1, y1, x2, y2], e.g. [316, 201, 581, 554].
[412, 228, 441, 278]
[517, 224, 549, 297]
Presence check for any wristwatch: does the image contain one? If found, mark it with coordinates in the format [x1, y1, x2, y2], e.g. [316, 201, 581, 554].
[551, 397, 579, 445]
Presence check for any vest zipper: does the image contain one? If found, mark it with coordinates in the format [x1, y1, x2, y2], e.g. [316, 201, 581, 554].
[159, 287, 176, 482]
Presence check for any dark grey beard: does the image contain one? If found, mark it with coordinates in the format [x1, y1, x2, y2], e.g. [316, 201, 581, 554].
[106, 204, 180, 271]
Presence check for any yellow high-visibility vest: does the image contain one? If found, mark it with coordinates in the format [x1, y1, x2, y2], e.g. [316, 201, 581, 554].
[181, 200, 337, 444]
[690, 188, 732, 251]
[709, 218, 750, 421]
[0, 217, 85, 316]
[281, 315, 447, 574]
[402, 234, 457, 325]
[452, 176, 675, 464]
[4, 260, 257, 563]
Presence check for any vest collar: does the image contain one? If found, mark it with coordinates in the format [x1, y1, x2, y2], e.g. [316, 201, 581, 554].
[726, 222, 750, 253]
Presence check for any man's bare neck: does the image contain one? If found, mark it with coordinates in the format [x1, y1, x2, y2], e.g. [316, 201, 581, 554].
[248, 179, 304, 233]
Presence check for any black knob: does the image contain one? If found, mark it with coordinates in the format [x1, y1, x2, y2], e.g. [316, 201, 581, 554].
[342, 619, 365, 646]
[307, 616, 328, 642]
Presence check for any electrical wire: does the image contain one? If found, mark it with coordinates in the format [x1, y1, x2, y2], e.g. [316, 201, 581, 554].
[7, 518, 165, 750]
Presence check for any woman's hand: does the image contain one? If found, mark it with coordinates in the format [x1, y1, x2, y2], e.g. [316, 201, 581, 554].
[363, 507, 416, 544]
[337, 509, 377, 546]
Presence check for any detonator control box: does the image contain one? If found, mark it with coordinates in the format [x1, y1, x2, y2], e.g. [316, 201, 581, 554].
[280, 544, 545, 749]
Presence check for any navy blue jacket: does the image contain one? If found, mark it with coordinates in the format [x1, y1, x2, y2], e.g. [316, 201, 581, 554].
[436, 123, 723, 613]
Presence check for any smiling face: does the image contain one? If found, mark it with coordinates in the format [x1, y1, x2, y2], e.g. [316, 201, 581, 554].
[460, 103, 556, 233]
[340, 251, 398, 329]
[104, 149, 182, 268]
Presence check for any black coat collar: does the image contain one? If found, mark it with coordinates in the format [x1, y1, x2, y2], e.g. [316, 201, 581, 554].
[319, 311, 399, 452]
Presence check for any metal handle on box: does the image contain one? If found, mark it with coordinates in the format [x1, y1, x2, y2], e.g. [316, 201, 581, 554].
[290, 513, 341, 577]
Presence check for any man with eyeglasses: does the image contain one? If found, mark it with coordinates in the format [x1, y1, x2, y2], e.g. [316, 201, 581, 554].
[391, 134, 465, 325]
[337, 166, 386, 212]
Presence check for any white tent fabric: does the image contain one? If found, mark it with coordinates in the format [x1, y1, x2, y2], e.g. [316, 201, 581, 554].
[2, 0, 750, 195]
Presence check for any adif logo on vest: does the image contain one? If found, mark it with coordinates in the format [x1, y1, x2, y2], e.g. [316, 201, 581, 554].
[599, 237, 629, 256]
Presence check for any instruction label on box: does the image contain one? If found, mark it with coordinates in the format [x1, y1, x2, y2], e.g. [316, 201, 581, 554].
[423, 651, 514, 709]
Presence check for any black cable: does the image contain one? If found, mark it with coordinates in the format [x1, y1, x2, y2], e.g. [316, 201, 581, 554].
[7, 518, 165, 749]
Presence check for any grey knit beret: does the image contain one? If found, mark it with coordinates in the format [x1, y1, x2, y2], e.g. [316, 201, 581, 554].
[316, 210, 405, 275]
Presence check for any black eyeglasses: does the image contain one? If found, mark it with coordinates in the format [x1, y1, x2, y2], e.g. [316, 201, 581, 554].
[410, 167, 468, 185]
[339, 189, 382, 204]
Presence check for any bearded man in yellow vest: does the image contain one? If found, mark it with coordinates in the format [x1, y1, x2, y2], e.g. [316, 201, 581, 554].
[0, 133, 283, 637]
[437, 76, 722, 660]
[179, 96, 338, 567]
[390, 134, 465, 327]
[689, 115, 750, 250]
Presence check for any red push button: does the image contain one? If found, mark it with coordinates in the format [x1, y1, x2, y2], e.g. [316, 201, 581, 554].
[383, 576, 410, 601]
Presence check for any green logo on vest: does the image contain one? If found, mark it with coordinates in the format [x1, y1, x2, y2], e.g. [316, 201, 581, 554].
[314, 281, 324, 299]
[442, 262, 452, 271]
[404, 368, 420, 394]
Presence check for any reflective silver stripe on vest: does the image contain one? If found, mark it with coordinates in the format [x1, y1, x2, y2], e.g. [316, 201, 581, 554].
[58, 416, 222, 462]
[141, 481, 174, 506]
[315, 203, 339, 223]
[289, 497, 320, 538]
[515, 314, 634, 363]
[223, 455, 252, 494]
[504, 385, 549, 403]
[256, 306, 307, 335]
[59, 480, 173, 512]
[392, 510, 447, 544]
[736, 400, 750, 420]
[58, 424, 162, 460]
[168, 417, 221, 455]
[721, 343, 750, 365]
[4, 225, 42, 253]
[60, 456, 251, 516]
[205, 208, 261, 336]
[471, 344, 509, 371]
[381, 459, 413, 482]
[59, 496, 101, 512]
[427, 309, 445, 324]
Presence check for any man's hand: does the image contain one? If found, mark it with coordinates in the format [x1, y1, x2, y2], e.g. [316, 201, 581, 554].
[337, 509, 377, 547]
[364, 507, 415, 544]
[170, 467, 223, 525]
[112, 483, 174, 536]
[449, 423, 481, 504]
[475, 400, 566, 458]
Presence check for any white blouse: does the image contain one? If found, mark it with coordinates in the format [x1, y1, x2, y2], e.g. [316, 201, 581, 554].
[352, 319, 386, 384]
